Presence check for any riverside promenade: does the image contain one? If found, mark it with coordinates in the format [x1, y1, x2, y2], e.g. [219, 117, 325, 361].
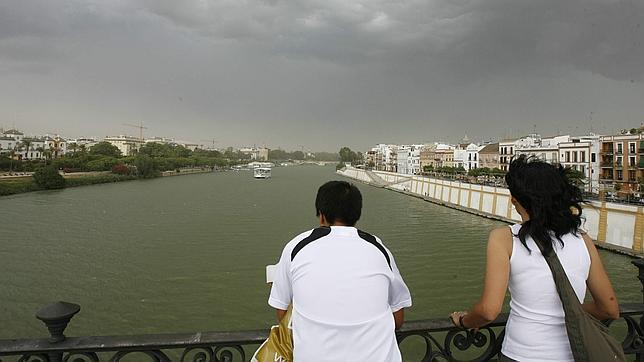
[339, 167, 644, 257]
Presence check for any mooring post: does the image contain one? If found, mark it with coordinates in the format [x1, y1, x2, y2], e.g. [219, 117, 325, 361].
[35, 301, 80, 362]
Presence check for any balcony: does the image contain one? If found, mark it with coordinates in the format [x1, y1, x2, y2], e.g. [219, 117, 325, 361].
[601, 161, 614, 168]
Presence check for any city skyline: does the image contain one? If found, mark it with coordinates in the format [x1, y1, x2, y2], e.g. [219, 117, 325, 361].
[1, 1, 643, 151]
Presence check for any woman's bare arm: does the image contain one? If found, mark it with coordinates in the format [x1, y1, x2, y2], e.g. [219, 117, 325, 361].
[581, 234, 619, 320]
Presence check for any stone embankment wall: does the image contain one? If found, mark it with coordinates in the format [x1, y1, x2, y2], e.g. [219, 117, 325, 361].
[338, 167, 644, 257]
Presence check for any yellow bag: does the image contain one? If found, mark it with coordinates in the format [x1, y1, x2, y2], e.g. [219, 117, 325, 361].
[252, 305, 293, 362]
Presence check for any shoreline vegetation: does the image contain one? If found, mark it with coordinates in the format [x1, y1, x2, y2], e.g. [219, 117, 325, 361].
[0, 141, 248, 197]
[0, 142, 342, 197]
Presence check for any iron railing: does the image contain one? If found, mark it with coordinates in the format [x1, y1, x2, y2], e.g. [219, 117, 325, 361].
[3, 259, 644, 361]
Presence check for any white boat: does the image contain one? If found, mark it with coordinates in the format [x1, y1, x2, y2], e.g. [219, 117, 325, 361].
[253, 167, 271, 179]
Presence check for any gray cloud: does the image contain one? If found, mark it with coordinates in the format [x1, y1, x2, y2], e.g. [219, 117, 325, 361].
[0, 0, 642, 150]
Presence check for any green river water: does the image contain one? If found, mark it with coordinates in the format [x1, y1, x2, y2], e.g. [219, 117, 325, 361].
[0, 165, 640, 341]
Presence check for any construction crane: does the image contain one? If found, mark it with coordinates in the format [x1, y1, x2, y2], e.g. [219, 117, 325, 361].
[200, 139, 218, 150]
[123, 122, 148, 141]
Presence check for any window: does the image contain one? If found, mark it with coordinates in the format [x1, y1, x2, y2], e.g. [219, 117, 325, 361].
[591, 153, 596, 162]
[580, 165, 585, 174]
[617, 156, 623, 166]
[630, 157, 636, 167]
[580, 151, 585, 163]
[572, 151, 578, 163]
[617, 170, 623, 180]
[565, 151, 570, 162]
[630, 142, 636, 154]
[617, 143, 623, 154]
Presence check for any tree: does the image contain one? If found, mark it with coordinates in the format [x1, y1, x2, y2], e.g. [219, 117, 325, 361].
[33, 166, 66, 189]
[90, 142, 122, 158]
[21, 139, 32, 159]
[133, 154, 160, 178]
[564, 167, 586, 188]
[339, 147, 359, 164]
[68, 142, 78, 155]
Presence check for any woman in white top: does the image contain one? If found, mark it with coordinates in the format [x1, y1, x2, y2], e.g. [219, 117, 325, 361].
[450, 156, 619, 361]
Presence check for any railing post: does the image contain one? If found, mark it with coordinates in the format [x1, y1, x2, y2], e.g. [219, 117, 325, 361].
[35, 301, 80, 362]
[633, 259, 644, 362]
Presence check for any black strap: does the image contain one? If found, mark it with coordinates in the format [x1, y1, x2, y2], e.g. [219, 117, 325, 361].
[358, 229, 392, 270]
[533, 238, 589, 361]
[291, 227, 331, 261]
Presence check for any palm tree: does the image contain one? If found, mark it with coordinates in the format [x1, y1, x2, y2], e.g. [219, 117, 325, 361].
[8, 147, 17, 173]
[21, 139, 32, 160]
[43, 148, 53, 165]
[36, 146, 45, 162]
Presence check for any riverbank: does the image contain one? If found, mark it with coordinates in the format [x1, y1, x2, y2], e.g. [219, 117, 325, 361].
[338, 167, 643, 258]
[0, 168, 216, 197]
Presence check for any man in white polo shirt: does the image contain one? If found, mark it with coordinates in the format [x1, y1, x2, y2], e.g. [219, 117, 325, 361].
[268, 180, 412, 361]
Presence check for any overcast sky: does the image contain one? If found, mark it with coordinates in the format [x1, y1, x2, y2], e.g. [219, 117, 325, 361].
[1, 0, 643, 151]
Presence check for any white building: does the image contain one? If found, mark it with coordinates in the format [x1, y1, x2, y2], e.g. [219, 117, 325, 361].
[104, 135, 144, 156]
[559, 135, 601, 193]
[372, 144, 397, 172]
[68, 137, 99, 152]
[0, 136, 18, 155]
[145, 136, 175, 144]
[2, 129, 24, 143]
[43, 135, 67, 158]
[395, 144, 424, 175]
[396, 145, 411, 174]
[18, 137, 47, 160]
[516, 134, 570, 164]
[465, 143, 486, 170]
[499, 139, 519, 171]
[240, 147, 269, 161]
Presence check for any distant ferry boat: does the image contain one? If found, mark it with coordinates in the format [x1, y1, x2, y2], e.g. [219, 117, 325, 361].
[253, 167, 271, 179]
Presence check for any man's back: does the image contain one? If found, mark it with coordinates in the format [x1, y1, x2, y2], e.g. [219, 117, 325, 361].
[269, 226, 411, 361]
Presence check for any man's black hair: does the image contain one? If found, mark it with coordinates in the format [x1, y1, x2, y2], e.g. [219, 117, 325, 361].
[315, 181, 362, 226]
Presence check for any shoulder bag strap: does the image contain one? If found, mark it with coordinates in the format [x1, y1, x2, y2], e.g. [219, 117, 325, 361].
[534, 239, 589, 361]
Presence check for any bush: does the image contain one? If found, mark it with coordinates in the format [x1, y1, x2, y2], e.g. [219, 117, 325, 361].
[111, 164, 132, 175]
[66, 174, 136, 187]
[85, 157, 119, 171]
[33, 167, 66, 189]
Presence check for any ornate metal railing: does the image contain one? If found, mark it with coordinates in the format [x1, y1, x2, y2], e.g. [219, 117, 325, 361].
[3, 259, 644, 362]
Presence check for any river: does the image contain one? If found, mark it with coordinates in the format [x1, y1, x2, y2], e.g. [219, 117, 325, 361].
[0, 165, 640, 339]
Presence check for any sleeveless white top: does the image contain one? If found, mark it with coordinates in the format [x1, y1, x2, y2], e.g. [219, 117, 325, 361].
[501, 224, 590, 362]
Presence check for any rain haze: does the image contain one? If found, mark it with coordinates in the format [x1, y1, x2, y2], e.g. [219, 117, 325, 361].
[0, 0, 643, 151]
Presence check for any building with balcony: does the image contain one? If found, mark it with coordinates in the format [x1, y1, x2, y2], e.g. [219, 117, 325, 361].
[465, 143, 485, 170]
[599, 133, 644, 195]
[499, 138, 519, 171]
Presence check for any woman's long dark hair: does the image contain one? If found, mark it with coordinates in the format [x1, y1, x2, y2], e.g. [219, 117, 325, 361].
[505, 155, 584, 255]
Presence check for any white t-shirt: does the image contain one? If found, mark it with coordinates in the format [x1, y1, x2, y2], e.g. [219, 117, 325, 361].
[268, 226, 412, 362]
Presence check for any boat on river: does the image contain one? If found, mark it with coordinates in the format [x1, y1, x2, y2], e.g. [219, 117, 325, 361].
[253, 167, 271, 179]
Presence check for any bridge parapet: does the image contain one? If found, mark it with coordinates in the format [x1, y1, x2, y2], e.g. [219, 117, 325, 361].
[3, 260, 644, 361]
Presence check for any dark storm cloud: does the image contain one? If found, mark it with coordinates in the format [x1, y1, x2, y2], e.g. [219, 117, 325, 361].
[140, 0, 644, 81]
[0, 0, 643, 150]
